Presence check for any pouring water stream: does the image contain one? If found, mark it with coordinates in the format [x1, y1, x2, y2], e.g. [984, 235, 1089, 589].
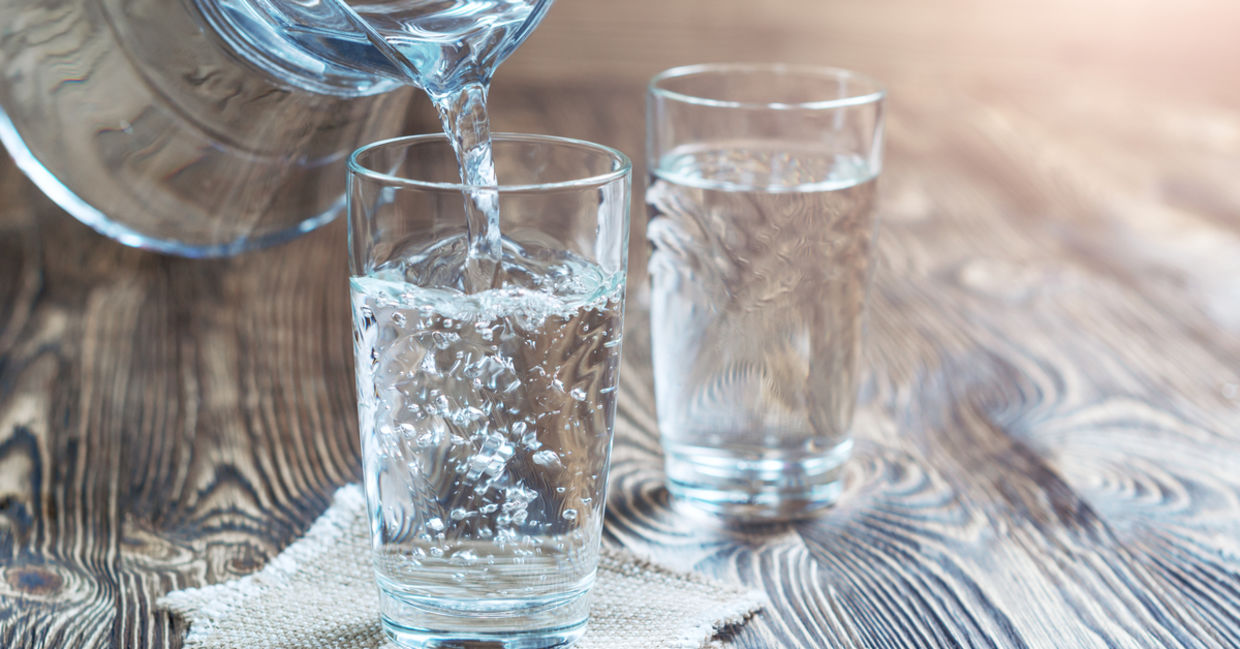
[324, 0, 524, 292]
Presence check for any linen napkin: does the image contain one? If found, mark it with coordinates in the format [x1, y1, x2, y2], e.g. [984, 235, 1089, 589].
[159, 484, 766, 649]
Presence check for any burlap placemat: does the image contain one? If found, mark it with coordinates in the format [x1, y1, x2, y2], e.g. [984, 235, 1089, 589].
[159, 485, 766, 649]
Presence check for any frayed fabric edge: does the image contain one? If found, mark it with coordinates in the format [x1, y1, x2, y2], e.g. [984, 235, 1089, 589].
[156, 485, 367, 648]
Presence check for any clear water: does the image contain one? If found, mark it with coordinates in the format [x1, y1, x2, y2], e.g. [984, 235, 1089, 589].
[646, 143, 877, 517]
[351, 238, 623, 622]
[325, 0, 546, 290]
[221, 0, 547, 288]
[430, 82, 505, 292]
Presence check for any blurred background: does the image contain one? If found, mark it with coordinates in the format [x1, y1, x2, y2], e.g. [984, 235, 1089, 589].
[484, 0, 1240, 141]
[443, 0, 1240, 298]
[505, 0, 1239, 91]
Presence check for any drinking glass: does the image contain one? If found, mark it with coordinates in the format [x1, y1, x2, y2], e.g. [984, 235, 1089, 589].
[646, 63, 885, 520]
[348, 133, 631, 649]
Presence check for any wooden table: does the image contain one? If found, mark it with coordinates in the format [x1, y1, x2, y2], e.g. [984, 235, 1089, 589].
[3, 0, 1239, 646]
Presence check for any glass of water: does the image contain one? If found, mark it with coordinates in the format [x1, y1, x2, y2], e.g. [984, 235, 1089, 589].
[348, 134, 631, 649]
[646, 64, 885, 521]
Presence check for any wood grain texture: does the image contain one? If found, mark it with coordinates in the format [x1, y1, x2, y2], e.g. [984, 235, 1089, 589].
[2, 0, 1240, 647]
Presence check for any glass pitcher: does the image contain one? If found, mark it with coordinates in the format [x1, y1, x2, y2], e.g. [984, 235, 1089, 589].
[0, 0, 552, 257]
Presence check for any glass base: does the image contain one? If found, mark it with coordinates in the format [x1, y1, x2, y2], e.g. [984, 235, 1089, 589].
[663, 439, 852, 522]
[378, 585, 590, 649]
[383, 620, 586, 649]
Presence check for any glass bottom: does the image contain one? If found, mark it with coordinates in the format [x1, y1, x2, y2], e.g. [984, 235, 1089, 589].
[663, 438, 853, 521]
[378, 584, 590, 649]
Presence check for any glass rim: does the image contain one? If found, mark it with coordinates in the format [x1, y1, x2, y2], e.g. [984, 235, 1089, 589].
[348, 132, 632, 193]
[648, 63, 886, 110]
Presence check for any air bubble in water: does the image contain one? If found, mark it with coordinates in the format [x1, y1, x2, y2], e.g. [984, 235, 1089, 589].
[532, 450, 560, 467]
[416, 418, 446, 447]
[466, 436, 515, 481]
[351, 256, 623, 603]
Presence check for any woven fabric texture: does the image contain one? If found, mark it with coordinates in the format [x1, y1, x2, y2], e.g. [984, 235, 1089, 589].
[158, 485, 766, 649]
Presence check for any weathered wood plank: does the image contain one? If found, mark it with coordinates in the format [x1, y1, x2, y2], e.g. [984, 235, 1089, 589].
[0, 193, 125, 648]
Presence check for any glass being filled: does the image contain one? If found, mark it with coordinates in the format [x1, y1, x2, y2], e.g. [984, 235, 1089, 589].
[349, 134, 631, 649]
